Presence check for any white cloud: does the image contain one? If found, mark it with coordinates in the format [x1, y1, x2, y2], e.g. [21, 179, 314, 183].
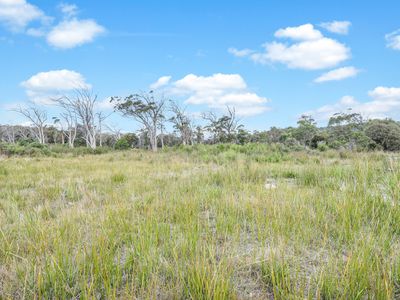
[150, 76, 172, 90]
[47, 18, 105, 49]
[385, 29, 400, 50]
[162, 73, 270, 116]
[306, 86, 400, 121]
[97, 97, 114, 110]
[230, 23, 350, 70]
[0, 2, 104, 49]
[369, 86, 400, 100]
[320, 21, 351, 35]
[21, 69, 91, 104]
[314, 66, 360, 83]
[275, 23, 323, 40]
[26, 27, 46, 37]
[0, 0, 48, 31]
[59, 3, 78, 18]
[174, 73, 247, 92]
[228, 47, 254, 57]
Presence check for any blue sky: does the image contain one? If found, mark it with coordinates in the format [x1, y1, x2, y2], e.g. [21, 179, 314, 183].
[1, 0, 400, 131]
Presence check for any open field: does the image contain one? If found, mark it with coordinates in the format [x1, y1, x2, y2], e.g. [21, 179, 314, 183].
[1, 144, 400, 299]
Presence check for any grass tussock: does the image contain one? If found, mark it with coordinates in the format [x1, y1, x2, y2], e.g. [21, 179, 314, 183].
[0, 144, 399, 299]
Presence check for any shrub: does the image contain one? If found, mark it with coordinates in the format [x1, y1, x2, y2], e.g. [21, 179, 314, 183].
[317, 142, 328, 152]
[114, 138, 131, 150]
[365, 120, 400, 151]
[111, 173, 127, 184]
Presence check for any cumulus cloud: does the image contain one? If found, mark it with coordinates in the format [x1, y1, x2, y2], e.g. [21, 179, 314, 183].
[275, 23, 323, 40]
[305, 86, 400, 121]
[314, 66, 360, 83]
[386, 29, 400, 50]
[21, 69, 91, 104]
[0, 0, 48, 31]
[320, 21, 351, 35]
[0, 1, 104, 49]
[47, 18, 105, 49]
[155, 73, 270, 116]
[230, 23, 350, 70]
[150, 75, 172, 90]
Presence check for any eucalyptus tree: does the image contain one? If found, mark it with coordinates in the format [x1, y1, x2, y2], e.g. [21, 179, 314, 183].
[55, 88, 98, 149]
[365, 119, 400, 151]
[293, 115, 318, 147]
[14, 106, 47, 144]
[327, 110, 367, 149]
[0, 125, 16, 144]
[169, 100, 194, 145]
[53, 109, 78, 148]
[111, 91, 166, 152]
[202, 106, 242, 143]
[97, 111, 112, 147]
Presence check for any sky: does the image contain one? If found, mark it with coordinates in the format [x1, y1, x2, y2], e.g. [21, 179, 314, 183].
[0, 0, 400, 132]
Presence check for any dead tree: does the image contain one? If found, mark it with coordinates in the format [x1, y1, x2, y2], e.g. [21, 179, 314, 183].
[169, 100, 194, 145]
[55, 88, 98, 149]
[1, 125, 16, 144]
[97, 111, 112, 147]
[14, 106, 47, 144]
[53, 108, 78, 148]
[106, 124, 122, 147]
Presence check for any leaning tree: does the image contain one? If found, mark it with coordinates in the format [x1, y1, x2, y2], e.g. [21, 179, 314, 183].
[111, 91, 166, 152]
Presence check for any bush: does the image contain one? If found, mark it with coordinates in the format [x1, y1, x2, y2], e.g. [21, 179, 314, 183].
[365, 120, 400, 151]
[111, 173, 127, 184]
[317, 142, 328, 152]
[114, 138, 131, 150]
[0, 142, 112, 157]
[0, 142, 51, 156]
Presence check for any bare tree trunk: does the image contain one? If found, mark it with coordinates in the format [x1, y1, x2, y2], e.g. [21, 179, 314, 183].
[160, 126, 164, 149]
[149, 130, 158, 152]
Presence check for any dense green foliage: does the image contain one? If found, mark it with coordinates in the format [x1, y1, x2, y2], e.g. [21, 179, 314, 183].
[3, 109, 400, 154]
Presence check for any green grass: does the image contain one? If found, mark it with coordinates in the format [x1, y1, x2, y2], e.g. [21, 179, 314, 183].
[0, 145, 399, 299]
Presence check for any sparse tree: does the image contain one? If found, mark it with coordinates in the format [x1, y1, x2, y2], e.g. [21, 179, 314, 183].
[14, 106, 47, 144]
[1, 125, 16, 144]
[111, 91, 166, 152]
[194, 125, 204, 144]
[169, 100, 193, 145]
[97, 111, 112, 147]
[106, 123, 122, 147]
[202, 106, 242, 143]
[55, 88, 98, 149]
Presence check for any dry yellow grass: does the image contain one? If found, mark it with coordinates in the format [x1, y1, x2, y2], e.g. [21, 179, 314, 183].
[0, 145, 399, 299]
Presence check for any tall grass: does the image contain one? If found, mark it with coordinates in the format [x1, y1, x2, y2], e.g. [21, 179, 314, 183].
[0, 145, 399, 298]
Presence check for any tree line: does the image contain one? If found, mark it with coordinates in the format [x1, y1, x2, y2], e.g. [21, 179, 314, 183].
[2, 88, 400, 152]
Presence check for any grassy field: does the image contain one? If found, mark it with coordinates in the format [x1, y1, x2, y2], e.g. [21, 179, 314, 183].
[1, 144, 400, 299]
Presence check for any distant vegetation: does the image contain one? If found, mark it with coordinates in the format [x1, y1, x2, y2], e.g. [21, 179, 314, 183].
[2, 89, 400, 156]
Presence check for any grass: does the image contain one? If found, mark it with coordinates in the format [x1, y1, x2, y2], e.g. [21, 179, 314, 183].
[0, 144, 399, 299]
